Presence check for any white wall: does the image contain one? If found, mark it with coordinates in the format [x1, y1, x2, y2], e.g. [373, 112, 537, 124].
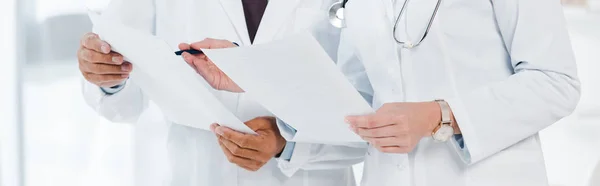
[0, 0, 22, 185]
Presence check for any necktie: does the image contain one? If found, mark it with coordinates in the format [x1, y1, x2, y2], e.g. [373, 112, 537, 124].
[241, 0, 268, 43]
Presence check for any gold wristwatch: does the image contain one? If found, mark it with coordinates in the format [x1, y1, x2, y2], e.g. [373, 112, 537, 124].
[432, 99, 454, 142]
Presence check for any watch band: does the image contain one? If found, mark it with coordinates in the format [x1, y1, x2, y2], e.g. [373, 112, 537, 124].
[435, 99, 452, 126]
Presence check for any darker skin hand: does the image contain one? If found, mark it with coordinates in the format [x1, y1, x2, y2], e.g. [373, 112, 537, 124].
[77, 32, 132, 87]
[211, 116, 287, 171]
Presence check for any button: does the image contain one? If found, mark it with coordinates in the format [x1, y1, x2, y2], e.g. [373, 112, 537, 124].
[396, 163, 406, 170]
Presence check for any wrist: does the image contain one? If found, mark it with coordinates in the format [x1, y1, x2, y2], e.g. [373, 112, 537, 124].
[268, 117, 287, 156]
[275, 144, 284, 158]
[426, 101, 442, 136]
[274, 137, 288, 158]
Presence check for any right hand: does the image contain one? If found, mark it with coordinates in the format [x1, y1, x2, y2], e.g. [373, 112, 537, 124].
[178, 38, 244, 93]
[78, 32, 132, 88]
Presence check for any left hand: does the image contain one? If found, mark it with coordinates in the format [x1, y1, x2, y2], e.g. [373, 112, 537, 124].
[211, 117, 287, 171]
[345, 102, 441, 153]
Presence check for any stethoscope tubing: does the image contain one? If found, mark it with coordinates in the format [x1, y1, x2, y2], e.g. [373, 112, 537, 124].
[392, 0, 442, 48]
[330, 0, 442, 49]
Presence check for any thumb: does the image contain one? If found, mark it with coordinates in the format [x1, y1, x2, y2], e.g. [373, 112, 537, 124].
[181, 52, 196, 67]
[178, 43, 191, 50]
[245, 117, 275, 132]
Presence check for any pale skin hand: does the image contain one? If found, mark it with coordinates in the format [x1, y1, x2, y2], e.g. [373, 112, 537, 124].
[77, 32, 132, 88]
[210, 117, 287, 171]
[178, 38, 243, 92]
[345, 102, 461, 153]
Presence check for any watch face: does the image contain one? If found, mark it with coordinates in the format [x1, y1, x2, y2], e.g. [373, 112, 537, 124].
[433, 125, 454, 142]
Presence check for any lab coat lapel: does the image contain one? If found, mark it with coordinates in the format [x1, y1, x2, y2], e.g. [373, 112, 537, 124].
[217, 0, 252, 45]
[381, 0, 396, 23]
[252, 0, 302, 44]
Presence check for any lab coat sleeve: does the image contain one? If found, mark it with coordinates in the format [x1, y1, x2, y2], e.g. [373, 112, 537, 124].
[275, 119, 367, 177]
[276, 142, 367, 177]
[100, 82, 126, 95]
[82, 79, 149, 123]
[445, 0, 581, 164]
[82, 0, 156, 123]
[448, 134, 471, 164]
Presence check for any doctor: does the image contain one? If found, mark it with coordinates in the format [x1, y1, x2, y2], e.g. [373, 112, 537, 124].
[78, 0, 364, 185]
[338, 0, 581, 185]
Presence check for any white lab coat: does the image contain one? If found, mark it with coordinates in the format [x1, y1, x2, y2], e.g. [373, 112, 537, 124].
[83, 0, 366, 185]
[338, 0, 580, 185]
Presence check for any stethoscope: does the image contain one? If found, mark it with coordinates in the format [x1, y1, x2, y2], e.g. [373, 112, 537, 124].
[328, 0, 442, 49]
[328, 0, 348, 28]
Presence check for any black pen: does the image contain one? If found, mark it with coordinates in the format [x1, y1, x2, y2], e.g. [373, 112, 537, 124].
[174, 49, 203, 56]
[174, 42, 239, 56]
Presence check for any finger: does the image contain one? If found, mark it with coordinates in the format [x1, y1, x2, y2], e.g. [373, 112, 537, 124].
[345, 115, 372, 128]
[355, 124, 398, 138]
[181, 52, 197, 66]
[375, 146, 413, 154]
[210, 123, 219, 132]
[178, 43, 191, 50]
[346, 114, 394, 129]
[215, 126, 259, 150]
[218, 140, 262, 171]
[81, 33, 111, 54]
[79, 48, 123, 65]
[83, 72, 128, 84]
[99, 80, 127, 88]
[190, 38, 236, 50]
[180, 52, 199, 74]
[244, 117, 275, 132]
[238, 163, 260, 172]
[363, 136, 404, 147]
[82, 62, 132, 75]
[219, 136, 264, 161]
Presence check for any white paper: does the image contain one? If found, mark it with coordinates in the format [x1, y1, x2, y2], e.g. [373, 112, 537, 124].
[88, 11, 255, 134]
[203, 33, 374, 143]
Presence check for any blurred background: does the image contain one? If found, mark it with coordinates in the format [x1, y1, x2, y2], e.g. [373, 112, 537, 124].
[0, 0, 599, 186]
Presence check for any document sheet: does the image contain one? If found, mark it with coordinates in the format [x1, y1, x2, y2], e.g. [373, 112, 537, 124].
[203, 34, 374, 143]
[88, 11, 255, 134]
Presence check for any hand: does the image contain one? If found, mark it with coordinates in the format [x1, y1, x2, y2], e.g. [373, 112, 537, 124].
[178, 38, 243, 92]
[345, 102, 442, 153]
[77, 32, 132, 87]
[210, 117, 287, 171]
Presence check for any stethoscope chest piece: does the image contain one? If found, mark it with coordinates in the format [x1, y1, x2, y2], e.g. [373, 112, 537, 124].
[328, 1, 346, 28]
